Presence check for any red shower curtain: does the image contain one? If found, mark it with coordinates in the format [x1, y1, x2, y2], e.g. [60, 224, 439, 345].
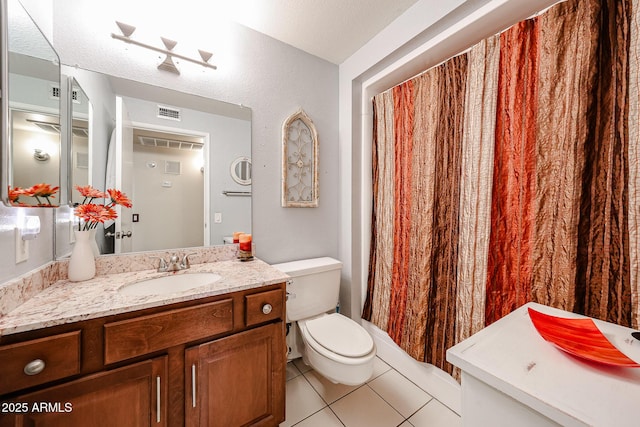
[363, 0, 637, 375]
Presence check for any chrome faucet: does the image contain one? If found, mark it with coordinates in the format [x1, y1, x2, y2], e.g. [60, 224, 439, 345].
[151, 253, 196, 272]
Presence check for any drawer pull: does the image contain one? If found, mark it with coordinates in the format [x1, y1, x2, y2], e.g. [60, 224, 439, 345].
[24, 359, 45, 376]
[262, 304, 273, 315]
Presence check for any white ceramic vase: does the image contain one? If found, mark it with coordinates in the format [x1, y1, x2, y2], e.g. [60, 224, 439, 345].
[68, 230, 96, 282]
[88, 228, 100, 257]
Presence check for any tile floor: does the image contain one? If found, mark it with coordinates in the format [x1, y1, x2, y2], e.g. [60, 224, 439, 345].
[281, 356, 461, 427]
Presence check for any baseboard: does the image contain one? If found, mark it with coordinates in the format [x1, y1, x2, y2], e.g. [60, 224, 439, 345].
[362, 320, 462, 415]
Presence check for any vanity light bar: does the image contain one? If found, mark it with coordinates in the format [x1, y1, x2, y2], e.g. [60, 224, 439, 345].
[111, 21, 217, 73]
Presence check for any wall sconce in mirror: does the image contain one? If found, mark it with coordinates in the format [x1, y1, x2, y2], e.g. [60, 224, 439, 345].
[230, 156, 251, 186]
[33, 148, 50, 161]
[111, 21, 216, 75]
[281, 108, 318, 208]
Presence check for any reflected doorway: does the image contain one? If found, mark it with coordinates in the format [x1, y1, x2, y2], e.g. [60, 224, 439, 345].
[108, 125, 206, 253]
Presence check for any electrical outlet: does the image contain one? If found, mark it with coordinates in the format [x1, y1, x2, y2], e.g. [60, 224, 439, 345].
[15, 228, 28, 264]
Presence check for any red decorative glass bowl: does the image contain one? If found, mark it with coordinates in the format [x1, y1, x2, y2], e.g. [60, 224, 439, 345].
[528, 307, 640, 367]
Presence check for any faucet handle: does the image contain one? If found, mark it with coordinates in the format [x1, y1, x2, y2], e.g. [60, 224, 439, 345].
[181, 252, 197, 269]
[150, 256, 168, 272]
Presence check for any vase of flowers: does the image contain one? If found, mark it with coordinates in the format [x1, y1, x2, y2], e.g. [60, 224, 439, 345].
[68, 185, 132, 282]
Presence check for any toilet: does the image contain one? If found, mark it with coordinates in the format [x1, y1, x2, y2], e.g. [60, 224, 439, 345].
[272, 257, 376, 385]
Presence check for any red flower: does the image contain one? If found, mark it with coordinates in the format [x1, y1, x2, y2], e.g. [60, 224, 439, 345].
[75, 185, 107, 199]
[75, 204, 116, 226]
[73, 185, 132, 230]
[107, 189, 132, 208]
[9, 186, 27, 204]
[27, 183, 59, 198]
[9, 183, 59, 206]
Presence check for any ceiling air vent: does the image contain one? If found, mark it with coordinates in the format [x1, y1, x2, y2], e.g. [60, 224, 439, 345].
[157, 105, 181, 121]
[50, 84, 60, 100]
[137, 136, 203, 151]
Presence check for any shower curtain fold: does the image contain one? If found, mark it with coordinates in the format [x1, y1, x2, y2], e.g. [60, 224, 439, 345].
[484, 19, 539, 326]
[455, 35, 500, 345]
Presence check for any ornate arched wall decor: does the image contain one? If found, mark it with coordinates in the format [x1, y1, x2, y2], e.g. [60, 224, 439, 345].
[281, 108, 319, 207]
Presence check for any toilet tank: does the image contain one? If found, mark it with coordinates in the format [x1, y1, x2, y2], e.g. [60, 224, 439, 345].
[272, 257, 342, 322]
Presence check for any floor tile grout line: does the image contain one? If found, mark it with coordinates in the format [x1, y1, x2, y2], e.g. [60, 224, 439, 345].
[286, 357, 461, 426]
[303, 370, 368, 406]
[373, 355, 462, 417]
[327, 406, 348, 427]
[365, 381, 420, 422]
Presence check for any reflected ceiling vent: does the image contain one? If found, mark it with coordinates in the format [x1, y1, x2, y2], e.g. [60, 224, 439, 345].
[26, 119, 88, 137]
[137, 136, 203, 151]
[72, 127, 89, 137]
[50, 84, 60, 99]
[27, 120, 61, 134]
[157, 105, 181, 121]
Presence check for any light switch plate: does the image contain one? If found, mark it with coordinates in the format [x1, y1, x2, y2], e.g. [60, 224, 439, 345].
[15, 228, 28, 264]
[214, 212, 222, 223]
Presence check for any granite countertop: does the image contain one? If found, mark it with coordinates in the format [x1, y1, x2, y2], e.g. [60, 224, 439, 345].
[0, 258, 289, 337]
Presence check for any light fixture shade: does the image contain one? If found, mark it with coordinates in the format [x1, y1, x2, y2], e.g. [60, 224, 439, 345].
[115, 21, 136, 37]
[160, 37, 177, 51]
[198, 50, 213, 63]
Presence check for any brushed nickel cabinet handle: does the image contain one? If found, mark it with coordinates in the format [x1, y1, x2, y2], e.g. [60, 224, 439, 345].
[191, 364, 197, 408]
[262, 303, 273, 315]
[156, 375, 161, 423]
[24, 359, 45, 375]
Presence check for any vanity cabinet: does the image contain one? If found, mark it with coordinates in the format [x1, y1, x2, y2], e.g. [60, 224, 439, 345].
[185, 323, 284, 427]
[0, 357, 167, 427]
[0, 283, 286, 427]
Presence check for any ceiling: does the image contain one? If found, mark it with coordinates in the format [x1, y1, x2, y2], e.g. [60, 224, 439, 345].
[103, 0, 421, 65]
[222, 0, 420, 64]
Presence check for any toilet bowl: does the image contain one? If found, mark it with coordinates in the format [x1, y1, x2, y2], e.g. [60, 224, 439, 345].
[298, 313, 376, 385]
[272, 257, 376, 385]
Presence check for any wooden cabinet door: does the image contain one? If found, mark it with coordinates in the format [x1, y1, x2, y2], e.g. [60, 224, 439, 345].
[0, 356, 167, 427]
[185, 323, 285, 427]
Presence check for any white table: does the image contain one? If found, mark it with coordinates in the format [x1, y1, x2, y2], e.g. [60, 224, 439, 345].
[447, 302, 640, 427]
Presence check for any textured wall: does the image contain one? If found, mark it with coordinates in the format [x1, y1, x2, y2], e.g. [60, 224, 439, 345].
[0, 1, 339, 286]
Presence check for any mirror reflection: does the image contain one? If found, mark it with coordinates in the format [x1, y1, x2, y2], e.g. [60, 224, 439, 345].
[69, 78, 90, 206]
[5, 0, 61, 207]
[57, 70, 252, 257]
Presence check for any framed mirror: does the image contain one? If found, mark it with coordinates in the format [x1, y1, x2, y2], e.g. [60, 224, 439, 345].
[55, 70, 252, 258]
[1, 0, 61, 207]
[230, 156, 252, 186]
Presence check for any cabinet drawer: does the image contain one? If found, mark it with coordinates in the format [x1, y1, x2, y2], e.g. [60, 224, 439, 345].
[104, 299, 233, 364]
[0, 330, 81, 395]
[245, 289, 284, 327]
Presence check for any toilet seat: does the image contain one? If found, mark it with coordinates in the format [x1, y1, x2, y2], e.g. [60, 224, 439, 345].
[300, 313, 374, 359]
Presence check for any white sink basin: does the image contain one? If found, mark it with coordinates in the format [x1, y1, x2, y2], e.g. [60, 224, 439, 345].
[119, 272, 222, 296]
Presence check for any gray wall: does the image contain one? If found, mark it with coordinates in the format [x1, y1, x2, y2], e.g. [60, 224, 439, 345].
[0, 1, 339, 285]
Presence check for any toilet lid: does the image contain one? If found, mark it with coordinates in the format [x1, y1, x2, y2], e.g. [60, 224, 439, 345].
[304, 313, 374, 358]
